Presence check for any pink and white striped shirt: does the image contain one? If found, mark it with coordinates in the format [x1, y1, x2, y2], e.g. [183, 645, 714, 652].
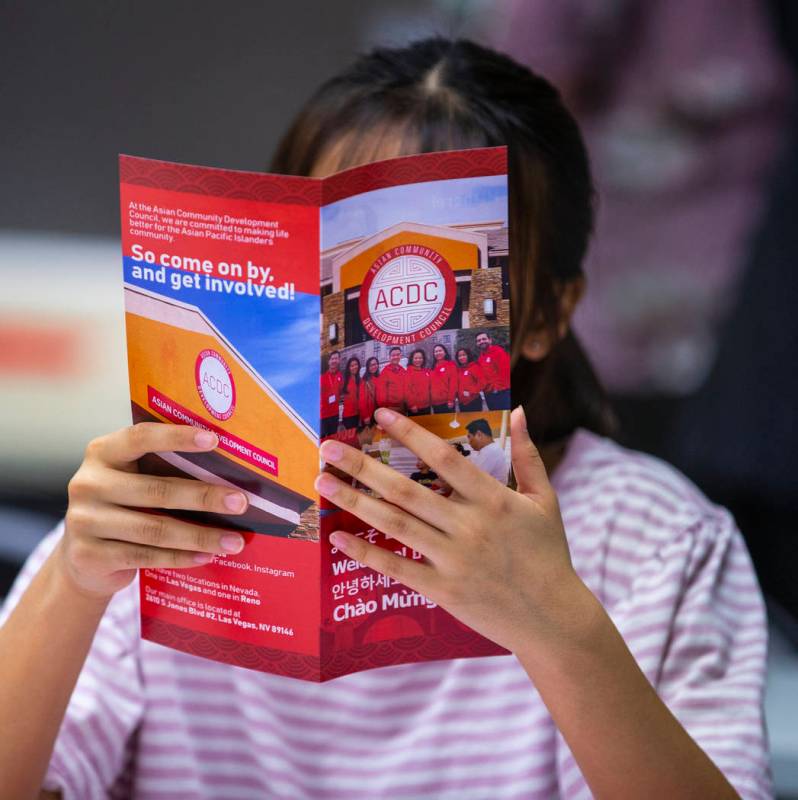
[1, 429, 771, 798]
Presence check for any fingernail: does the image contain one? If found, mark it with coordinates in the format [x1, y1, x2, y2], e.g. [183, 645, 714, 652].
[375, 408, 396, 425]
[315, 472, 339, 496]
[220, 533, 245, 554]
[195, 431, 217, 448]
[320, 441, 343, 462]
[330, 532, 348, 551]
[223, 492, 247, 513]
[194, 552, 215, 564]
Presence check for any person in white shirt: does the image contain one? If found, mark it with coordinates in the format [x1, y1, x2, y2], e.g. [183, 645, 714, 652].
[465, 418, 510, 483]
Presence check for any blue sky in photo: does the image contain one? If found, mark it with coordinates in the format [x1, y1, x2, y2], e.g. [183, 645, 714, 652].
[124, 258, 319, 432]
[321, 175, 508, 251]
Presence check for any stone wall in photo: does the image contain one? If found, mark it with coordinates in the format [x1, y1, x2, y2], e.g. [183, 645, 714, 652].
[468, 266, 509, 328]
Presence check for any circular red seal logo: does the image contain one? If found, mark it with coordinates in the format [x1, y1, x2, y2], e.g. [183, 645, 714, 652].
[195, 349, 236, 421]
[358, 244, 457, 344]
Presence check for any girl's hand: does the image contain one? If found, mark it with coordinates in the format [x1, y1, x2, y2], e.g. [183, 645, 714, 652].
[60, 423, 249, 599]
[315, 407, 580, 654]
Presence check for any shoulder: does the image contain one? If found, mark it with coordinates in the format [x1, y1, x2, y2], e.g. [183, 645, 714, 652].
[554, 429, 721, 545]
[552, 430, 756, 606]
[486, 441, 506, 458]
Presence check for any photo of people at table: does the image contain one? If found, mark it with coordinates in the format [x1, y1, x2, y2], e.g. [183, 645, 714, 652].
[320, 410, 511, 493]
[319, 328, 511, 432]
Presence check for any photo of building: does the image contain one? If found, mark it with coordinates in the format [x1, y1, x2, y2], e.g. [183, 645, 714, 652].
[125, 286, 319, 539]
[321, 220, 509, 360]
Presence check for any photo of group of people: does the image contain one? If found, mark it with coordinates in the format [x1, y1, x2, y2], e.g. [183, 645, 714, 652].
[319, 329, 511, 438]
[318, 181, 511, 497]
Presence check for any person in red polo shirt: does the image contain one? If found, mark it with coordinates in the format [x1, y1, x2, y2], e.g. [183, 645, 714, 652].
[405, 349, 431, 416]
[320, 350, 343, 437]
[455, 346, 485, 412]
[429, 343, 457, 413]
[476, 331, 511, 410]
[358, 356, 380, 425]
[377, 347, 406, 412]
[340, 356, 361, 429]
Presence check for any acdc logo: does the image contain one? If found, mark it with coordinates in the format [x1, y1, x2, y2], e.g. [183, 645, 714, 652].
[195, 348, 236, 421]
[359, 244, 456, 345]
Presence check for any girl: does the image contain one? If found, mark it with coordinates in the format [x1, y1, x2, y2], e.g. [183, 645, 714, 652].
[340, 356, 362, 429]
[428, 343, 458, 414]
[405, 348, 431, 416]
[455, 346, 485, 412]
[0, 38, 768, 800]
[358, 355, 380, 425]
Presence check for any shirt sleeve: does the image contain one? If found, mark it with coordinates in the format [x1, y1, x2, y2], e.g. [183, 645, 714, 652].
[0, 524, 145, 799]
[555, 510, 772, 799]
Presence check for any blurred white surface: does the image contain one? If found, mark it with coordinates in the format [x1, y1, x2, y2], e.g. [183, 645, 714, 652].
[768, 620, 798, 796]
[0, 232, 130, 488]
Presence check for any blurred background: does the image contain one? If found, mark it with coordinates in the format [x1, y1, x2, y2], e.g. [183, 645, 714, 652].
[1, 0, 796, 794]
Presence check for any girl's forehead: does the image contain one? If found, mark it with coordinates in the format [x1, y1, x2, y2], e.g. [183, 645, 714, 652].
[309, 124, 422, 178]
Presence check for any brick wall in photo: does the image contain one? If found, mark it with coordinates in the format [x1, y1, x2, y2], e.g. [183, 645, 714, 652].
[469, 266, 509, 328]
[322, 292, 345, 357]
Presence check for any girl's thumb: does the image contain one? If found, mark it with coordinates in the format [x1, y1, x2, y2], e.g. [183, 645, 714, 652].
[510, 406, 550, 495]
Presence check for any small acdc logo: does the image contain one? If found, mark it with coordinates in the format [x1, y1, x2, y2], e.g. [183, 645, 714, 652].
[195, 349, 236, 420]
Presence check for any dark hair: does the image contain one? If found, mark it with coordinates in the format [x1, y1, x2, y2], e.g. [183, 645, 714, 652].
[432, 343, 451, 362]
[409, 348, 427, 368]
[389, 346, 402, 355]
[342, 356, 361, 396]
[272, 37, 615, 443]
[364, 356, 380, 379]
[456, 347, 473, 365]
[466, 418, 492, 438]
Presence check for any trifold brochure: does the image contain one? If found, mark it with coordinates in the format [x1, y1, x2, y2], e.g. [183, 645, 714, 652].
[120, 146, 512, 681]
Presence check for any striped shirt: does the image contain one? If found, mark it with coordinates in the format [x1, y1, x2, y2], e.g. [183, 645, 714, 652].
[1, 429, 771, 798]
